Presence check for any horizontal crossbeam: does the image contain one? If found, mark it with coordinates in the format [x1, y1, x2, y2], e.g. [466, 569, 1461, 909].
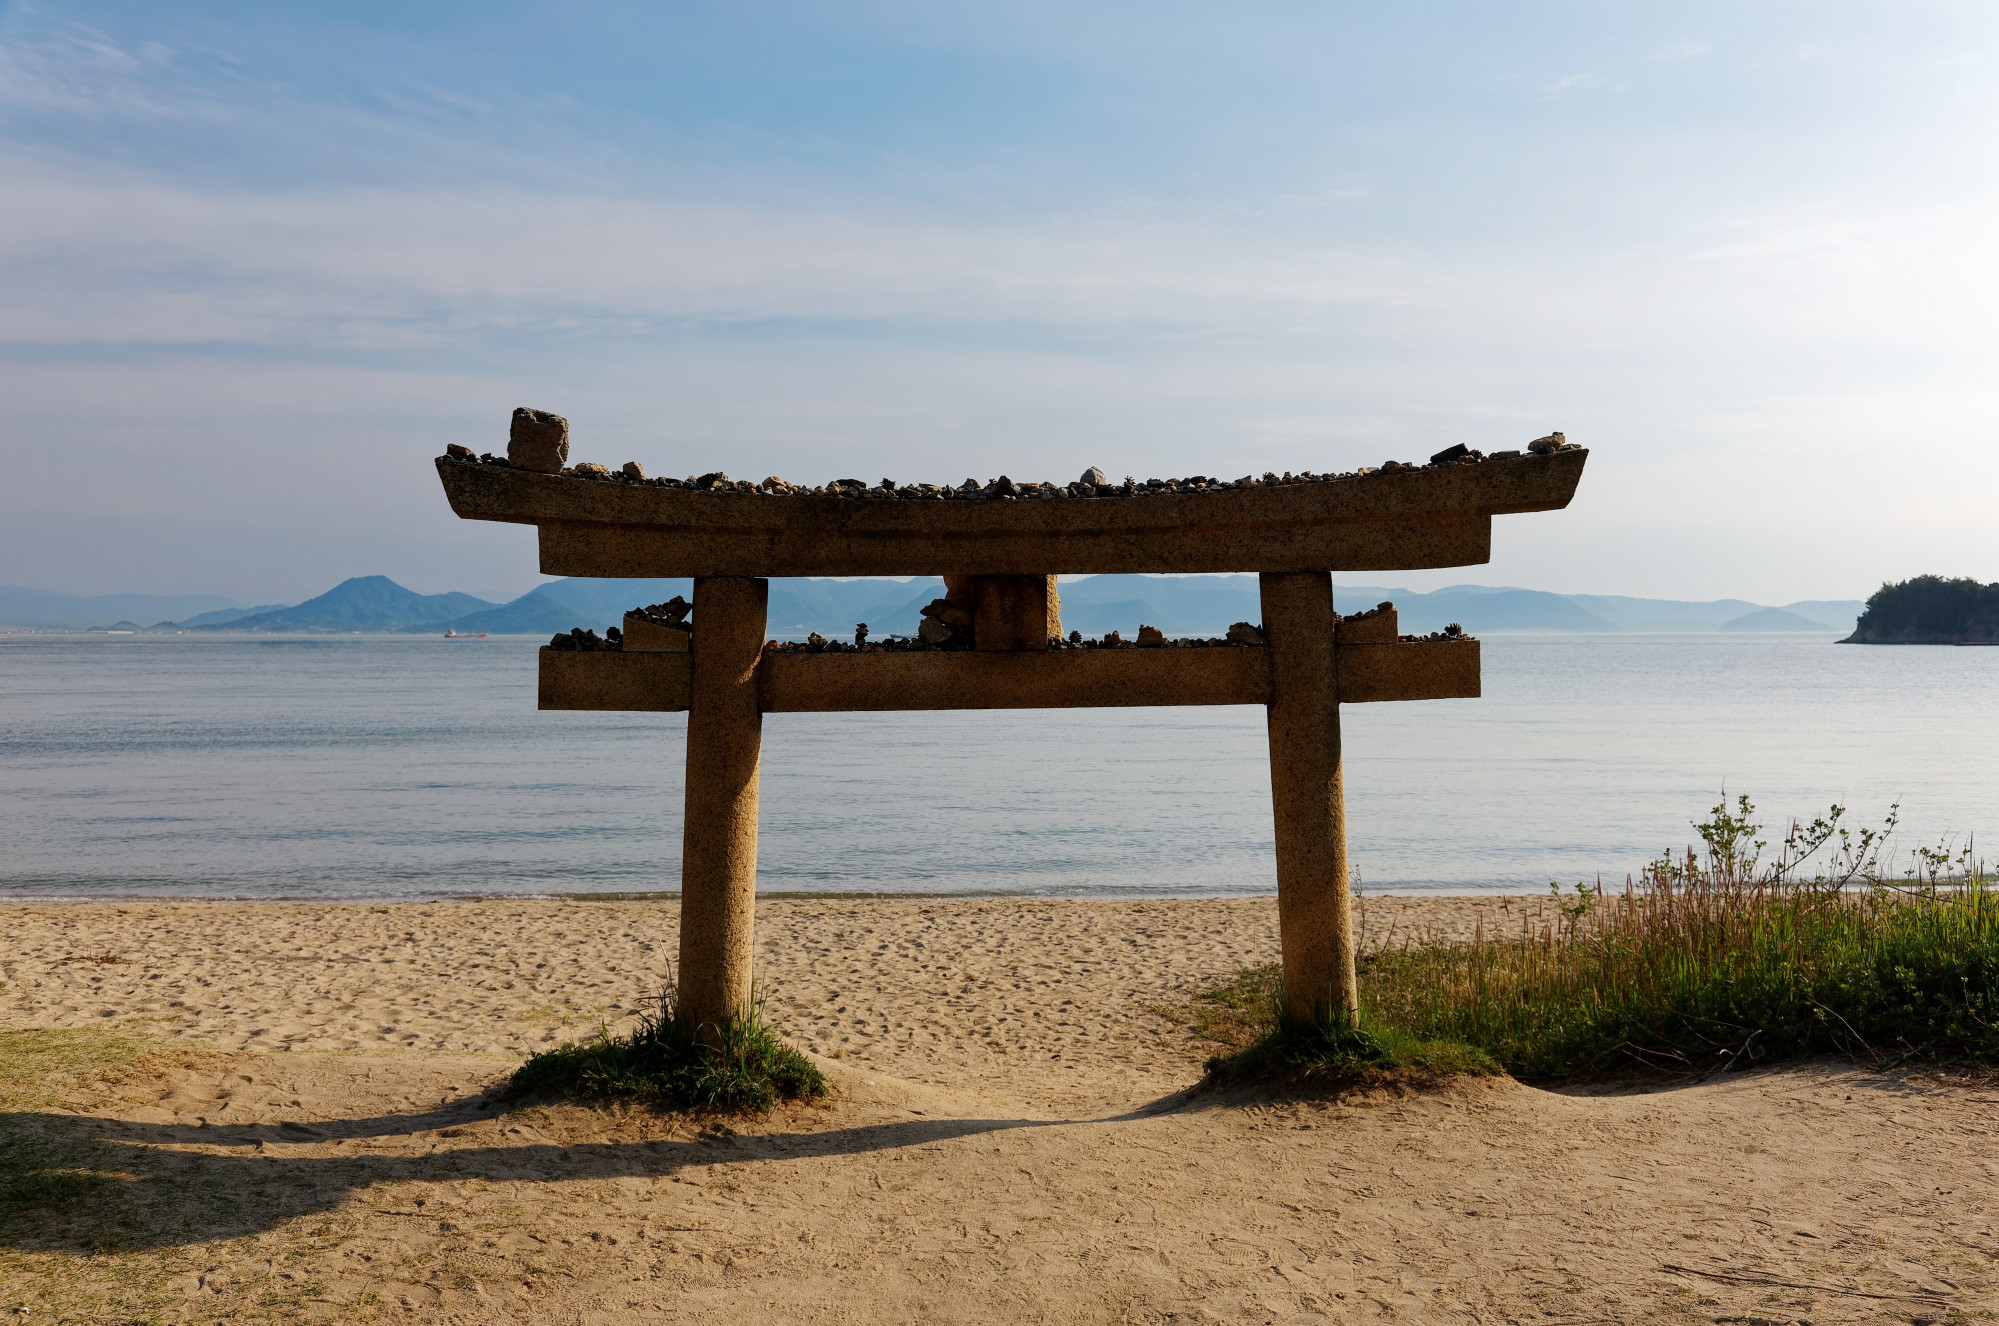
[762, 647, 1271, 711]
[536, 514, 1491, 579]
[438, 449, 1586, 578]
[538, 638, 1478, 713]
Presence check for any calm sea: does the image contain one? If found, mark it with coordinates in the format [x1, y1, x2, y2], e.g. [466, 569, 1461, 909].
[1, 633, 1992, 901]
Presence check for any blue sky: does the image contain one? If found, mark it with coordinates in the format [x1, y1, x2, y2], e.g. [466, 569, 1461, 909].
[2, 1, 1994, 602]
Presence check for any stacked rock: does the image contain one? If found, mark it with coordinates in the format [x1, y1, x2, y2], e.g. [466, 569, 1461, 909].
[761, 624, 1272, 652]
[766, 627, 932, 653]
[622, 596, 692, 653]
[547, 626, 619, 652]
[537, 615, 1452, 654]
[628, 596, 691, 626]
[442, 421, 1577, 497]
[917, 593, 976, 648]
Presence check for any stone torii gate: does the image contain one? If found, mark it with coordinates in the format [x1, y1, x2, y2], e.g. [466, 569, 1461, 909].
[436, 426, 1586, 1035]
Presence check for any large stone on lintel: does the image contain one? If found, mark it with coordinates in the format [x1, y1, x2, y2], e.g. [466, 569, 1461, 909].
[507, 408, 569, 474]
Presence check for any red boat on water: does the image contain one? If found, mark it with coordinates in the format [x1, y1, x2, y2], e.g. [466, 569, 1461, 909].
[442, 629, 488, 639]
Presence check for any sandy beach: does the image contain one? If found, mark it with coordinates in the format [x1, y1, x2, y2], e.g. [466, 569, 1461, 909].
[3, 896, 1992, 1323]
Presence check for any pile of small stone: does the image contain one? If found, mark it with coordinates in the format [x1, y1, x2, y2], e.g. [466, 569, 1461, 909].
[916, 596, 974, 647]
[1071, 626, 1265, 649]
[547, 626, 620, 652]
[768, 630, 929, 654]
[543, 609, 1463, 653]
[765, 620, 1269, 652]
[628, 596, 691, 627]
[441, 412, 1576, 498]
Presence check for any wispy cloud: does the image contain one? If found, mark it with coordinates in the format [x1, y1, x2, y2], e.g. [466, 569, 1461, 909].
[1536, 72, 1620, 97]
[0, 154, 1443, 351]
[0, 26, 209, 118]
[2, 137, 1993, 389]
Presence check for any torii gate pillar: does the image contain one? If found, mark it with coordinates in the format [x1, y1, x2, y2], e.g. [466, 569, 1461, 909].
[677, 575, 767, 1033]
[1260, 570, 1356, 1022]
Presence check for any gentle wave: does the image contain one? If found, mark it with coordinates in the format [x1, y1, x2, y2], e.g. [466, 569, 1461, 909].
[2, 634, 1991, 900]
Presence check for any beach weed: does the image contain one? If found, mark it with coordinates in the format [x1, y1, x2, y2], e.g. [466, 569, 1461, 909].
[1179, 962, 1284, 1055]
[1194, 966, 1499, 1089]
[509, 978, 826, 1113]
[1364, 796, 1999, 1081]
[1191, 796, 1998, 1086]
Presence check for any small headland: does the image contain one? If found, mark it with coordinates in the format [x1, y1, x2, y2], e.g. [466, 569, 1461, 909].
[1843, 573, 1999, 643]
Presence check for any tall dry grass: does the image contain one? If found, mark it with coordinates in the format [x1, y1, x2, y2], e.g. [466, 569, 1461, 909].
[1362, 796, 1999, 1079]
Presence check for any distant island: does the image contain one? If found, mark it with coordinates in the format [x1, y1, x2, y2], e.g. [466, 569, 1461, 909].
[1843, 575, 1999, 644]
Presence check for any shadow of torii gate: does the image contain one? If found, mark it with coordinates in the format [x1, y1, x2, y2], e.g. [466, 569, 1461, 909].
[437, 435, 1586, 1033]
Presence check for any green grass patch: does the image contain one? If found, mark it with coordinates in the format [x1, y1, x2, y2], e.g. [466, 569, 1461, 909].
[0, 1029, 223, 1261]
[1197, 796, 1999, 1086]
[1366, 881, 1999, 1081]
[0, 1027, 213, 1113]
[509, 982, 827, 1113]
[1189, 964, 1500, 1089]
[1, 1028, 228, 1252]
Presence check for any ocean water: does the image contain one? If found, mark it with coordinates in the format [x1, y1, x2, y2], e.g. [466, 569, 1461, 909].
[1, 633, 1992, 901]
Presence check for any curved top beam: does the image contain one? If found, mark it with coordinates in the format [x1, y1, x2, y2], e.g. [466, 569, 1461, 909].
[436, 448, 1586, 578]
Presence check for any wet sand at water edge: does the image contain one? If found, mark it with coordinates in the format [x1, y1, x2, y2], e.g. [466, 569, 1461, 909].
[2, 896, 1993, 1323]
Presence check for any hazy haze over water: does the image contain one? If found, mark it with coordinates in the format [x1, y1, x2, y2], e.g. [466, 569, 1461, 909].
[1, 634, 1992, 901]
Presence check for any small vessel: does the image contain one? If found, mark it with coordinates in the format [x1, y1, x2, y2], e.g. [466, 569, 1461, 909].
[443, 629, 489, 639]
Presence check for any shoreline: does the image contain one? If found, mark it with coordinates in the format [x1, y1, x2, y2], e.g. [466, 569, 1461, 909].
[0, 886, 1559, 907]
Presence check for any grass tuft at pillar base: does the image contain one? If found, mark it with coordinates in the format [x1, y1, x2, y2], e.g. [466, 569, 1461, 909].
[509, 984, 827, 1113]
[1192, 964, 1500, 1090]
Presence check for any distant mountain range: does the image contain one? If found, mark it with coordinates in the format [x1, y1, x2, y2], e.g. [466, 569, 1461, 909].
[3, 576, 1867, 637]
[0, 586, 251, 630]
